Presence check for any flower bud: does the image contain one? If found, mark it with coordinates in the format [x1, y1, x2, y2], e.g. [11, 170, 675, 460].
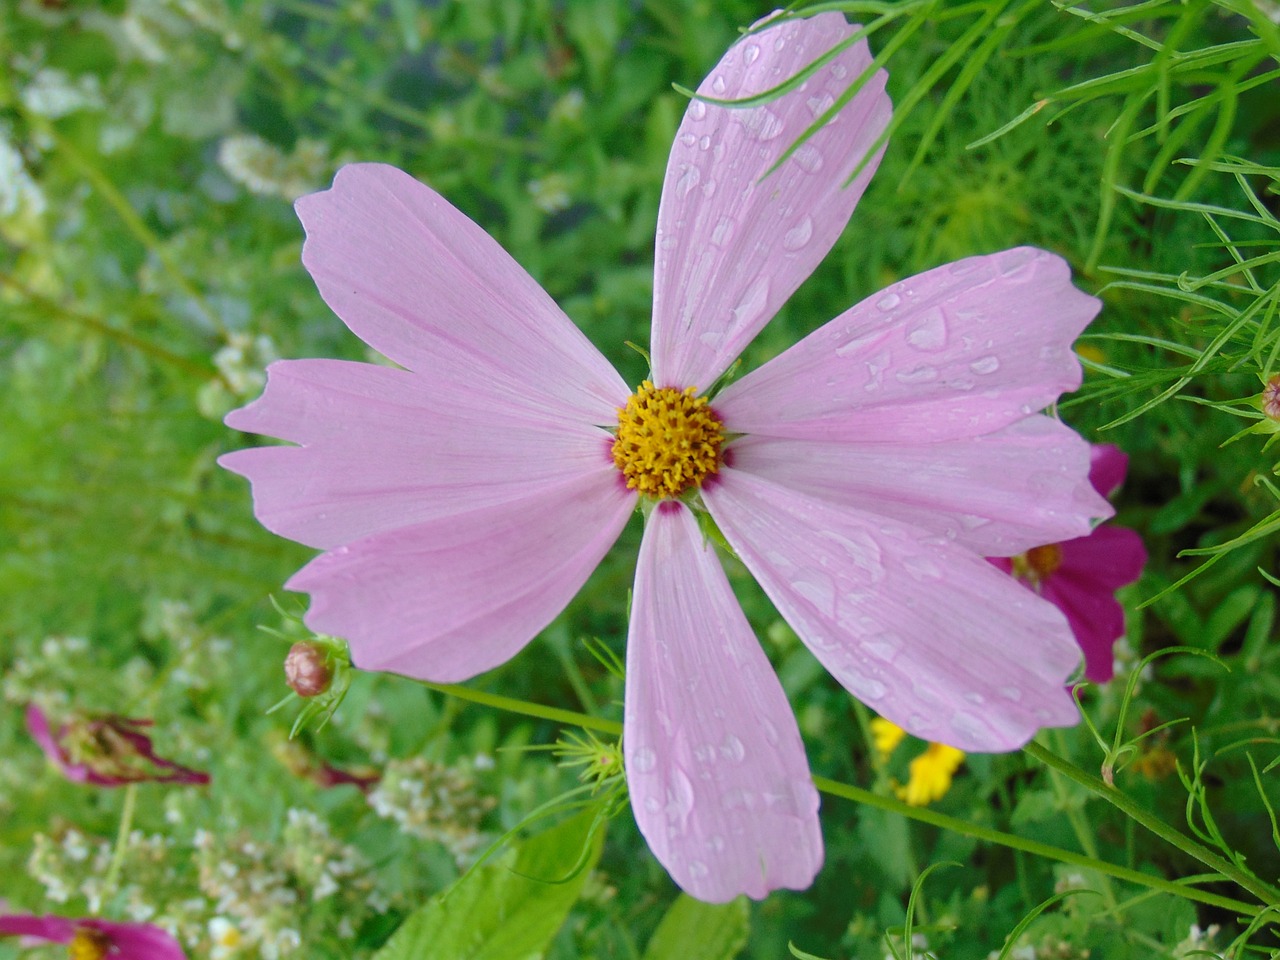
[284, 641, 332, 697]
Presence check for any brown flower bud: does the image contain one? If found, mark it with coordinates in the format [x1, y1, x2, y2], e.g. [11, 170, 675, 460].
[284, 641, 332, 697]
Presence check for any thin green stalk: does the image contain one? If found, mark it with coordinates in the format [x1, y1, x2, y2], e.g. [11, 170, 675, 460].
[1024, 740, 1280, 906]
[1045, 730, 1117, 909]
[103, 783, 138, 897]
[421, 682, 1263, 917]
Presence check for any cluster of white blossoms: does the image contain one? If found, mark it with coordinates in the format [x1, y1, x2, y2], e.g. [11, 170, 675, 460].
[19, 66, 104, 119]
[367, 756, 496, 866]
[216, 134, 329, 202]
[197, 332, 280, 420]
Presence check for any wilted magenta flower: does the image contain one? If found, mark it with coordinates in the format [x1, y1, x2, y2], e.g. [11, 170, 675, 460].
[221, 13, 1110, 900]
[26, 705, 210, 787]
[0, 913, 186, 959]
[990, 444, 1146, 683]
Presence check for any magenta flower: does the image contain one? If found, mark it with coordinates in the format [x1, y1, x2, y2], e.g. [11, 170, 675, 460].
[26, 705, 210, 787]
[990, 444, 1146, 683]
[220, 13, 1110, 900]
[0, 913, 186, 959]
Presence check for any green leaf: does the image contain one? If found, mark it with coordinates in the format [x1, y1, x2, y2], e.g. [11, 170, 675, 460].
[642, 894, 749, 960]
[373, 807, 605, 960]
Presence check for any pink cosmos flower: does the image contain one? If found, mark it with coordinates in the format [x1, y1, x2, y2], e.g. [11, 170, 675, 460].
[990, 444, 1146, 683]
[0, 913, 187, 959]
[220, 12, 1111, 901]
[26, 705, 210, 787]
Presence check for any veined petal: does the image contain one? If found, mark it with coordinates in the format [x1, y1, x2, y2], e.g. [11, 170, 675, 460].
[650, 12, 891, 389]
[716, 248, 1099, 442]
[287, 468, 635, 682]
[725, 416, 1113, 557]
[705, 470, 1080, 752]
[295, 163, 628, 425]
[625, 503, 822, 902]
[220, 359, 615, 550]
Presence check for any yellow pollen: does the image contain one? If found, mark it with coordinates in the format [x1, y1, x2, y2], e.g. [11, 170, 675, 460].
[68, 929, 111, 960]
[612, 381, 724, 499]
[1011, 543, 1063, 584]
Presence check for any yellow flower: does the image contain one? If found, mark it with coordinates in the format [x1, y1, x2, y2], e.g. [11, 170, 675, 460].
[897, 742, 966, 807]
[870, 717, 907, 763]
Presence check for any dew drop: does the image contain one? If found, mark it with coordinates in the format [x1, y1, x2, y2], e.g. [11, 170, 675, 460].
[741, 106, 783, 141]
[894, 363, 939, 384]
[689, 859, 709, 878]
[1000, 685, 1023, 702]
[970, 355, 1000, 375]
[998, 247, 1037, 277]
[698, 134, 712, 151]
[720, 734, 746, 762]
[964, 691, 986, 705]
[851, 675, 887, 701]
[689, 100, 706, 120]
[905, 306, 948, 351]
[832, 62, 848, 79]
[744, 43, 760, 65]
[782, 215, 813, 251]
[863, 632, 901, 661]
[679, 132, 697, 147]
[731, 276, 770, 324]
[876, 292, 901, 311]
[675, 164, 701, 198]
[901, 554, 942, 582]
[710, 216, 736, 247]
[792, 142, 824, 173]
[949, 259, 977, 276]
[806, 92, 835, 117]
[644, 796, 661, 813]
[701, 179, 717, 199]
[794, 575, 836, 617]
[631, 747, 657, 773]
[712, 75, 727, 95]
[708, 834, 726, 852]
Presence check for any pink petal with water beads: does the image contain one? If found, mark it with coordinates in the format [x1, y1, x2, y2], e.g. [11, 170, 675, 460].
[716, 248, 1099, 444]
[1089, 443, 1130, 499]
[220, 359, 615, 551]
[0, 915, 187, 960]
[704, 470, 1080, 752]
[295, 163, 628, 426]
[287, 468, 635, 682]
[649, 12, 891, 389]
[725, 415, 1111, 557]
[625, 503, 822, 902]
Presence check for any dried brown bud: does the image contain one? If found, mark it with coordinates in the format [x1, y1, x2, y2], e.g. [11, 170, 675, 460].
[284, 641, 332, 697]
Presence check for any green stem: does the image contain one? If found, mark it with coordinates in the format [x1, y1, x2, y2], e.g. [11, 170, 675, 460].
[421, 681, 1263, 917]
[103, 783, 138, 898]
[1024, 740, 1280, 906]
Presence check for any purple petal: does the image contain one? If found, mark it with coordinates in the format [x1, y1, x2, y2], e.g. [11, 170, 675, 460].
[723, 416, 1112, 557]
[84, 919, 187, 960]
[287, 469, 634, 681]
[650, 12, 891, 389]
[625, 503, 822, 901]
[221, 359, 615, 550]
[1088, 443, 1129, 499]
[1057, 525, 1148, 593]
[0, 913, 75, 943]
[24, 705, 70, 770]
[715, 248, 1099, 442]
[294, 163, 628, 425]
[705, 470, 1080, 751]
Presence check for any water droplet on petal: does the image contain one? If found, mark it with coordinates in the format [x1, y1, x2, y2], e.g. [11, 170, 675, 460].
[807, 92, 835, 117]
[679, 132, 697, 147]
[631, 747, 657, 773]
[902, 554, 942, 581]
[998, 248, 1037, 277]
[832, 62, 849, 79]
[708, 834, 726, 852]
[711, 216, 736, 247]
[782, 215, 813, 251]
[741, 106, 783, 141]
[689, 100, 706, 120]
[863, 632, 901, 661]
[964, 691, 986, 705]
[744, 43, 760, 65]
[731, 276, 770, 325]
[712, 75, 727, 95]
[876, 292, 901, 311]
[970, 355, 1001, 375]
[720, 734, 745, 762]
[895, 363, 939, 384]
[850, 675, 887, 701]
[795, 575, 836, 617]
[793, 143, 823, 173]
[675, 164, 701, 198]
[1000, 685, 1023, 702]
[905, 306, 948, 351]
[688, 859, 708, 878]
[698, 134, 712, 151]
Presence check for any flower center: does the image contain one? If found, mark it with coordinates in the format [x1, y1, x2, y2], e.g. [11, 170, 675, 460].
[612, 381, 724, 499]
[68, 929, 111, 960]
[1011, 543, 1063, 585]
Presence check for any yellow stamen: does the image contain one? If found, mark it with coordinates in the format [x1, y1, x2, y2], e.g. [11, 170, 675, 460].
[897, 742, 966, 807]
[68, 928, 111, 960]
[1010, 542, 1063, 587]
[869, 717, 907, 763]
[612, 380, 724, 499]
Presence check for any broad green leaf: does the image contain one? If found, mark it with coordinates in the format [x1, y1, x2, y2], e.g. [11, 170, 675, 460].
[373, 807, 605, 960]
[642, 894, 749, 960]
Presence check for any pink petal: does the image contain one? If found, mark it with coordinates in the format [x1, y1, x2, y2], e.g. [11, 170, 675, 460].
[0, 914, 75, 943]
[1041, 577, 1125, 684]
[650, 12, 891, 389]
[704, 470, 1081, 751]
[287, 469, 634, 682]
[220, 359, 614, 550]
[295, 163, 628, 425]
[1057, 524, 1148, 593]
[625, 503, 822, 901]
[84, 920, 187, 960]
[715, 248, 1099, 442]
[1089, 443, 1129, 499]
[723, 416, 1113, 557]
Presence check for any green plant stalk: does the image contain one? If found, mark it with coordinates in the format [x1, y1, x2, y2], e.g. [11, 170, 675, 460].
[103, 783, 138, 897]
[1023, 740, 1280, 906]
[419, 681, 1262, 917]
